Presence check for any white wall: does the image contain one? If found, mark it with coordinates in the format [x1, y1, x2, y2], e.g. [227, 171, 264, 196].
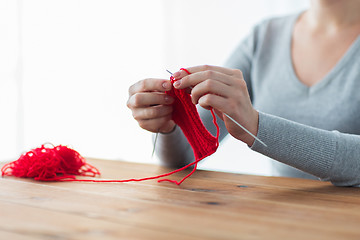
[0, 0, 309, 176]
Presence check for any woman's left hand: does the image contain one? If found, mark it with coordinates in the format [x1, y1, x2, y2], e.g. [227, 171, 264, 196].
[172, 65, 259, 146]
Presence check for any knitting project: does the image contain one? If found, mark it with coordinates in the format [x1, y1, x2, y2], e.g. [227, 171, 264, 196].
[1, 68, 219, 185]
[166, 68, 219, 160]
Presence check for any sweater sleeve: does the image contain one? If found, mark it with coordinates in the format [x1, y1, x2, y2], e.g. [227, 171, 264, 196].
[251, 112, 360, 186]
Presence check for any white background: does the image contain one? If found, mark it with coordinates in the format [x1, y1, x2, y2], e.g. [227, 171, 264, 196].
[0, 0, 309, 176]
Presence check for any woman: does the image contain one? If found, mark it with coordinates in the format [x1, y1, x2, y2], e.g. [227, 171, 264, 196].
[127, 0, 360, 186]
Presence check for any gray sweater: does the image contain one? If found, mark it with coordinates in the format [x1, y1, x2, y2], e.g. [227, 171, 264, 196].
[156, 13, 360, 186]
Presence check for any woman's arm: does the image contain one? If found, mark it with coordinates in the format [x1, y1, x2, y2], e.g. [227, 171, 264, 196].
[173, 63, 360, 187]
[252, 112, 360, 186]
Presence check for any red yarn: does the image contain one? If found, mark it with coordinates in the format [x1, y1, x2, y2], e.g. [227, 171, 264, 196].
[1, 68, 220, 185]
[1, 144, 100, 181]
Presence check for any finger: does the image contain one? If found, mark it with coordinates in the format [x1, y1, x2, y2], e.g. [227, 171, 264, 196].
[190, 79, 232, 105]
[198, 95, 253, 134]
[198, 94, 245, 119]
[127, 92, 174, 108]
[198, 94, 229, 112]
[138, 116, 175, 133]
[175, 65, 240, 77]
[158, 119, 176, 133]
[129, 78, 172, 96]
[132, 105, 173, 121]
[174, 70, 233, 89]
[172, 68, 190, 79]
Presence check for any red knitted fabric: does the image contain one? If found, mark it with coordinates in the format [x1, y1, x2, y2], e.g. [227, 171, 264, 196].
[166, 68, 219, 160]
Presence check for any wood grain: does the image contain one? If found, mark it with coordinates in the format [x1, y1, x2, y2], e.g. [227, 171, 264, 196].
[1, 158, 360, 240]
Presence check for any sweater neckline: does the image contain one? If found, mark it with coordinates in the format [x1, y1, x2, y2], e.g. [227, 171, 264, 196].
[286, 12, 360, 94]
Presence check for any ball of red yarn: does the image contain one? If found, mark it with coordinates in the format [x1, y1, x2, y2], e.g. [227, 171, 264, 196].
[1, 144, 100, 181]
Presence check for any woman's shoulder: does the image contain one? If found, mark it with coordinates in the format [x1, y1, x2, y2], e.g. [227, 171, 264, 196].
[247, 12, 303, 53]
[254, 12, 302, 34]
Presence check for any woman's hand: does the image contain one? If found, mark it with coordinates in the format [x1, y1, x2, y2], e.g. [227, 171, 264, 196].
[172, 65, 259, 146]
[127, 78, 176, 133]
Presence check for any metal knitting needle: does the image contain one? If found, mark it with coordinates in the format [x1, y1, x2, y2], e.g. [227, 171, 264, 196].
[223, 113, 267, 147]
[166, 69, 173, 75]
[166, 69, 267, 147]
[151, 130, 159, 158]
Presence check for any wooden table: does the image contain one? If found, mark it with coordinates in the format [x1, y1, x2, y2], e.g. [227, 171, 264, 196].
[1, 158, 360, 240]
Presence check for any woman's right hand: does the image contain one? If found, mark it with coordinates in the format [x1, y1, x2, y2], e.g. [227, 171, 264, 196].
[127, 78, 176, 133]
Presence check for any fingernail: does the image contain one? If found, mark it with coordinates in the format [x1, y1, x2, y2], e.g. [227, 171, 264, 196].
[173, 71, 181, 78]
[162, 82, 170, 89]
[173, 80, 181, 88]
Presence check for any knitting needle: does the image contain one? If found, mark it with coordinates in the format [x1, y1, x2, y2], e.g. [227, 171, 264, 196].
[166, 69, 267, 147]
[152, 130, 159, 157]
[223, 113, 267, 147]
[151, 70, 174, 157]
[166, 69, 173, 75]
